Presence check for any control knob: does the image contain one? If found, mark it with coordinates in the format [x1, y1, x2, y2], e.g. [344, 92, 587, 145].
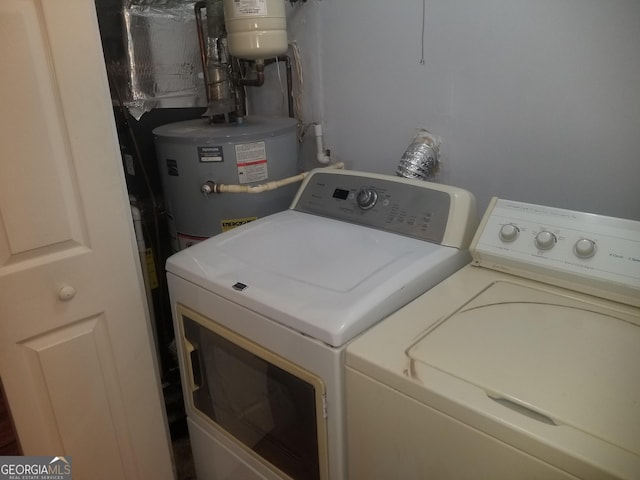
[574, 238, 596, 259]
[534, 230, 557, 250]
[356, 188, 378, 210]
[499, 223, 520, 242]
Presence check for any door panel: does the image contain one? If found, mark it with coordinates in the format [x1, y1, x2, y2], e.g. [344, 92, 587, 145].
[0, 2, 85, 257]
[20, 316, 126, 478]
[0, 1, 174, 479]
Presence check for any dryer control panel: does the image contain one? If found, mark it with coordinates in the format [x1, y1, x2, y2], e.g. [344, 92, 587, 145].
[471, 198, 640, 307]
[292, 169, 478, 248]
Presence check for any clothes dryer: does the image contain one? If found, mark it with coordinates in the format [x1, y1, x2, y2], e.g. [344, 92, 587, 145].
[166, 169, 478, 480]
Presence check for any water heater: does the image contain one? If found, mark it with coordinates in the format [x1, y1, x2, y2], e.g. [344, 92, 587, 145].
[153, 116, 298, 251]
[223, 0, 288, 60]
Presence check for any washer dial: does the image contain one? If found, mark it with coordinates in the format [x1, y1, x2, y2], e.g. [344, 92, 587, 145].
[499, 223, 520, 242]
[534, 230, 557, 250]
[574, 238, 596, 259]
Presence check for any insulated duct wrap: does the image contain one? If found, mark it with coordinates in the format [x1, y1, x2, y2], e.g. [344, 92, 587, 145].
[396, 129, 441, 181]
[106, 0, 207, 119]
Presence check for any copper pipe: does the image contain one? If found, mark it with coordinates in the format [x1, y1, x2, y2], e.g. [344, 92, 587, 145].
[194, 1, 209, 103]
[231, 57, 248, 118]
[233, 56, 294, 119]
[235, 60, 266, 87]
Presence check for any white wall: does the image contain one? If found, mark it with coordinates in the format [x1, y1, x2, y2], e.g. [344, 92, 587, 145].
[287, 0, 640, 220]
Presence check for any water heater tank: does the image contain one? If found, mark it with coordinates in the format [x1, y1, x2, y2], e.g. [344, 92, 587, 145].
[223, 0, 287, 60]
[153, 116, 298, 251]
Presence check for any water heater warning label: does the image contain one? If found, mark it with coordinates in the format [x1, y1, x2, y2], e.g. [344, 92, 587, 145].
[221, 216, 258, 232]
[235, 141, 268, 184]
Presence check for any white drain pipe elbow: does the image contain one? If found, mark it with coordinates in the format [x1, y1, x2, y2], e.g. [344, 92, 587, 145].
[314, 123, 331, 164]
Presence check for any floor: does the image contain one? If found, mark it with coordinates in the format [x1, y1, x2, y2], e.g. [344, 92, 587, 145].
[0, 379, 21, 456]
[165, 367, 197, 480]
[172, 432, 196, 480]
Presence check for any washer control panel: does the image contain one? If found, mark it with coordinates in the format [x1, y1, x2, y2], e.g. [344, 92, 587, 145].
[472, 198, 640, 305]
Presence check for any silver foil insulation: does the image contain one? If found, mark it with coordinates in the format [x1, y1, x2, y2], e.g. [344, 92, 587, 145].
[107, 0, 207, 119]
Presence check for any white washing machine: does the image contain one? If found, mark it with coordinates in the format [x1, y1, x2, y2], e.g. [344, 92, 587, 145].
[166, 169, 478, 480]
[346, 198, 640, 480]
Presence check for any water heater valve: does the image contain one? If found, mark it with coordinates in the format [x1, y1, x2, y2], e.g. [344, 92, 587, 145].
[201, 181, 217, 196]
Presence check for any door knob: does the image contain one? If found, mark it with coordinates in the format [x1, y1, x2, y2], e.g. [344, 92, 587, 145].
[58, 285, 76, 301]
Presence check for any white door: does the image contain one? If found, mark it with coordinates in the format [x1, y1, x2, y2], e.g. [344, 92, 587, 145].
[0, 1, 175, 479]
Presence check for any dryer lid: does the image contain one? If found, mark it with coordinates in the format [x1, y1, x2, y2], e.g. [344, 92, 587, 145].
[407, 280, 640, 457]
[167, 210, 468, 347]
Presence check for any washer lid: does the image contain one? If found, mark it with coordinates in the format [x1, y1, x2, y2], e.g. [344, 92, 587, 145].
[167, 210, 468, 347]
[407, 280, 640, 457]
